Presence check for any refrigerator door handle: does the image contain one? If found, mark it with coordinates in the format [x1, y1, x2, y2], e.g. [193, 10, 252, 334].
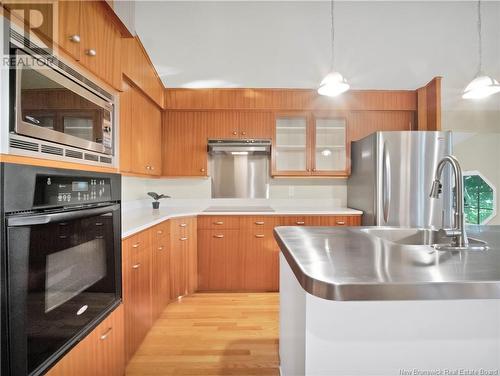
[382, 142, 391, 223]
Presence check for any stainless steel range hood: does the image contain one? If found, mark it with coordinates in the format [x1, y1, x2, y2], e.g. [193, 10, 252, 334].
[208, 139, 271, 199]
[208, 139, 272, 154]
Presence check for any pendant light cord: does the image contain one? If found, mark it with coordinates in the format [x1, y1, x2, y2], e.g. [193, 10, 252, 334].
[477, 0, 483, 75]
[330, 0, 335, 71]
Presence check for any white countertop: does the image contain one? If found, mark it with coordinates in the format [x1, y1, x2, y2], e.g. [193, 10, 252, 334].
[121, 199, 362, 238]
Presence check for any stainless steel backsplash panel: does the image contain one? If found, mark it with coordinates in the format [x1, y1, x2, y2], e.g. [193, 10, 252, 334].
[209, 153, 270, 198]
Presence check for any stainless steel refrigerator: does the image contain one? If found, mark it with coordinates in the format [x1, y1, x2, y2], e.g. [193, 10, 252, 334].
[347, 131, 453, 227]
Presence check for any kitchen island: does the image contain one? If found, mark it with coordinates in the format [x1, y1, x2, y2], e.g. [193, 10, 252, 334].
[274, 226, 500, 376]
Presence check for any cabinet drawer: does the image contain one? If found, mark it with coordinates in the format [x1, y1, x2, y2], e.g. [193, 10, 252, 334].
[151, 221, 170, 250]
[123, 230, 151, 256]
[171, 217, 196, 237]
[310, 215, 362, 226]
[278, 216, 310, 226]
[197, 216, 240, 230]
[240, 216, 279, 230]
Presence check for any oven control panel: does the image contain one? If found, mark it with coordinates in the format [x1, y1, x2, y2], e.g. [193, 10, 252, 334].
[35, 175, 112, 206]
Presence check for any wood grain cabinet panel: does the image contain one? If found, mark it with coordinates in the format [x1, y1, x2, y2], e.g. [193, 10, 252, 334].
[238, 112, 274, 139]
[120, 81, 162, 176]
[121, 37, 164, 107]
[163, 112, 208, 177]
[169, 217, 197, 299]
[348, 111, 414, 142]
[46, 305, 124, 376]
[197, 215, 241, 230]
[242, 230, 279, 292]
[122, 232, 152, 361]
[79, 1, 121, 89]
[151, 222, 170, 321]
[58, 0, 81, 61]
[197, 229, 243, 291]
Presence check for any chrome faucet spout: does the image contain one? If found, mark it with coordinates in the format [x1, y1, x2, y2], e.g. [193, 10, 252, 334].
[429, 155, 468, 247]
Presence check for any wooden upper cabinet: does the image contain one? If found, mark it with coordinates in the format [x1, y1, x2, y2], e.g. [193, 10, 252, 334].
[121, 37, 164, 107]
[272, 112, 349, 176]
[163, 112, 208, 177]
[79, 1, 121, 89]
[272, 113, 310, 176]
[238, 112, 274, 139]
[205, 111, 273, 139]
[311, 113, 349, 176]
[120, 81, 162, 176]
[58, 0, 81, 60]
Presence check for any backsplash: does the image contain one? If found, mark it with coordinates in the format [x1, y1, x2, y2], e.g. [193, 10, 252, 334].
[122, 176, 348, 204]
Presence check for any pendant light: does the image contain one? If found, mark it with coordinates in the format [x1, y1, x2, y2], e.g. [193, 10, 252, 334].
[318, 0, 349, 97]
[462, 0, 500, 99]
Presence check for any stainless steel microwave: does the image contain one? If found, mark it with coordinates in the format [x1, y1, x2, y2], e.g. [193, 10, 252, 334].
[10, 38, 115, 156]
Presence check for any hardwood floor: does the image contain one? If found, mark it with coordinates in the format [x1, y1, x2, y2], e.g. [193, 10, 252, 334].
[126, 293, 280, 376]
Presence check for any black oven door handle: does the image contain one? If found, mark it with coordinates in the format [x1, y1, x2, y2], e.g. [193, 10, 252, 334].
[7, 204, 120, 227]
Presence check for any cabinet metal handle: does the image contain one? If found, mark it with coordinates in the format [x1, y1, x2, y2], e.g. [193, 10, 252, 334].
[255, 221, 265, 225]
[157, 230, 163, 235]
[255, 234, 265, 238]
[69, 34, 81, 43]
[213, 234, 224, 238]
[132, 242, 140, 248]
[336, 221, 346, 225]
[85, 49, 96, 57]
[150, 166, 155, 171]
[200, 168, 206, 173]
[180, 237, 188, 241]
[158, 246, 164, 251]
[241, 131, 246, 136]
[312, 168, 316, 172]
[179, 223, 187, 227]
[145, 165, 151, 170]
[307, 168, 311, 172]
[100, 327, 113, 341]
[214, 221, 224, 225]
[296, 221, 305, 225]
[232, 131, 237, 135]
[132, 263, 141, 269]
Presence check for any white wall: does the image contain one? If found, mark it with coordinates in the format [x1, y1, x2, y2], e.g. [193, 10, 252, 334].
[122, 175, 347, 203]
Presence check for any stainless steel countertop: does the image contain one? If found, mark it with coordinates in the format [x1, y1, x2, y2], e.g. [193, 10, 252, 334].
[273, 225, 500, 301]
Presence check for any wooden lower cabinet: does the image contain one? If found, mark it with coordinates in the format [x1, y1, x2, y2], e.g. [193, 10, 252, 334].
[151, 222, 170, 321]
[46, 305, 124, 376]
[197, 229, 243, 291]
[197, 214, 362, 292]
[169, 217, 198, 299]
[242, 230, 279, 291]
[122, 231, 152, 361]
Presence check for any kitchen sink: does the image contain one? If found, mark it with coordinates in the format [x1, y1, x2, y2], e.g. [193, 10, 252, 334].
[360, 227, 488, 250]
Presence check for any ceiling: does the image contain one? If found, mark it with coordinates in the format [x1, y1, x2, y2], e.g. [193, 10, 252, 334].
[135, 1, 500, 110]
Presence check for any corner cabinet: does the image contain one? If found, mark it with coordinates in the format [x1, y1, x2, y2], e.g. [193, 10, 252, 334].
[272, 112, 349, 177]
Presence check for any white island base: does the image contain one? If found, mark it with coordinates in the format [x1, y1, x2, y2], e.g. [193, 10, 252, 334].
[280, 254, 500, 376]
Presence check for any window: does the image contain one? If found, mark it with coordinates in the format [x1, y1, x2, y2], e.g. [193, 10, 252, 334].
[463, 171, 497, 224]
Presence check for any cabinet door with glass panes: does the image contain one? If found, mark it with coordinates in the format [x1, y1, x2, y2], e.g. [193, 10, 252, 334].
[311, 114, 348, 175]
[272, 113, 311, 175]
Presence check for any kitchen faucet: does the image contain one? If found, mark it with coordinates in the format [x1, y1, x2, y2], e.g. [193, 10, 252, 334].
[429, 155, 469, 248]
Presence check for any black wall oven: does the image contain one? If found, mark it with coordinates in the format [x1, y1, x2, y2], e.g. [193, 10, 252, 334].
[1, 163, 121, 375]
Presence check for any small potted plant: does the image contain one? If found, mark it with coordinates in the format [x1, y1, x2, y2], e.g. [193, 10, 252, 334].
[147, 192, 170, 209]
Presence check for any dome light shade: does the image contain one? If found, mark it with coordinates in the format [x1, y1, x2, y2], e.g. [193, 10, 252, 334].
[317, 71, 350, 97]
[462, 75, 500, 99]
